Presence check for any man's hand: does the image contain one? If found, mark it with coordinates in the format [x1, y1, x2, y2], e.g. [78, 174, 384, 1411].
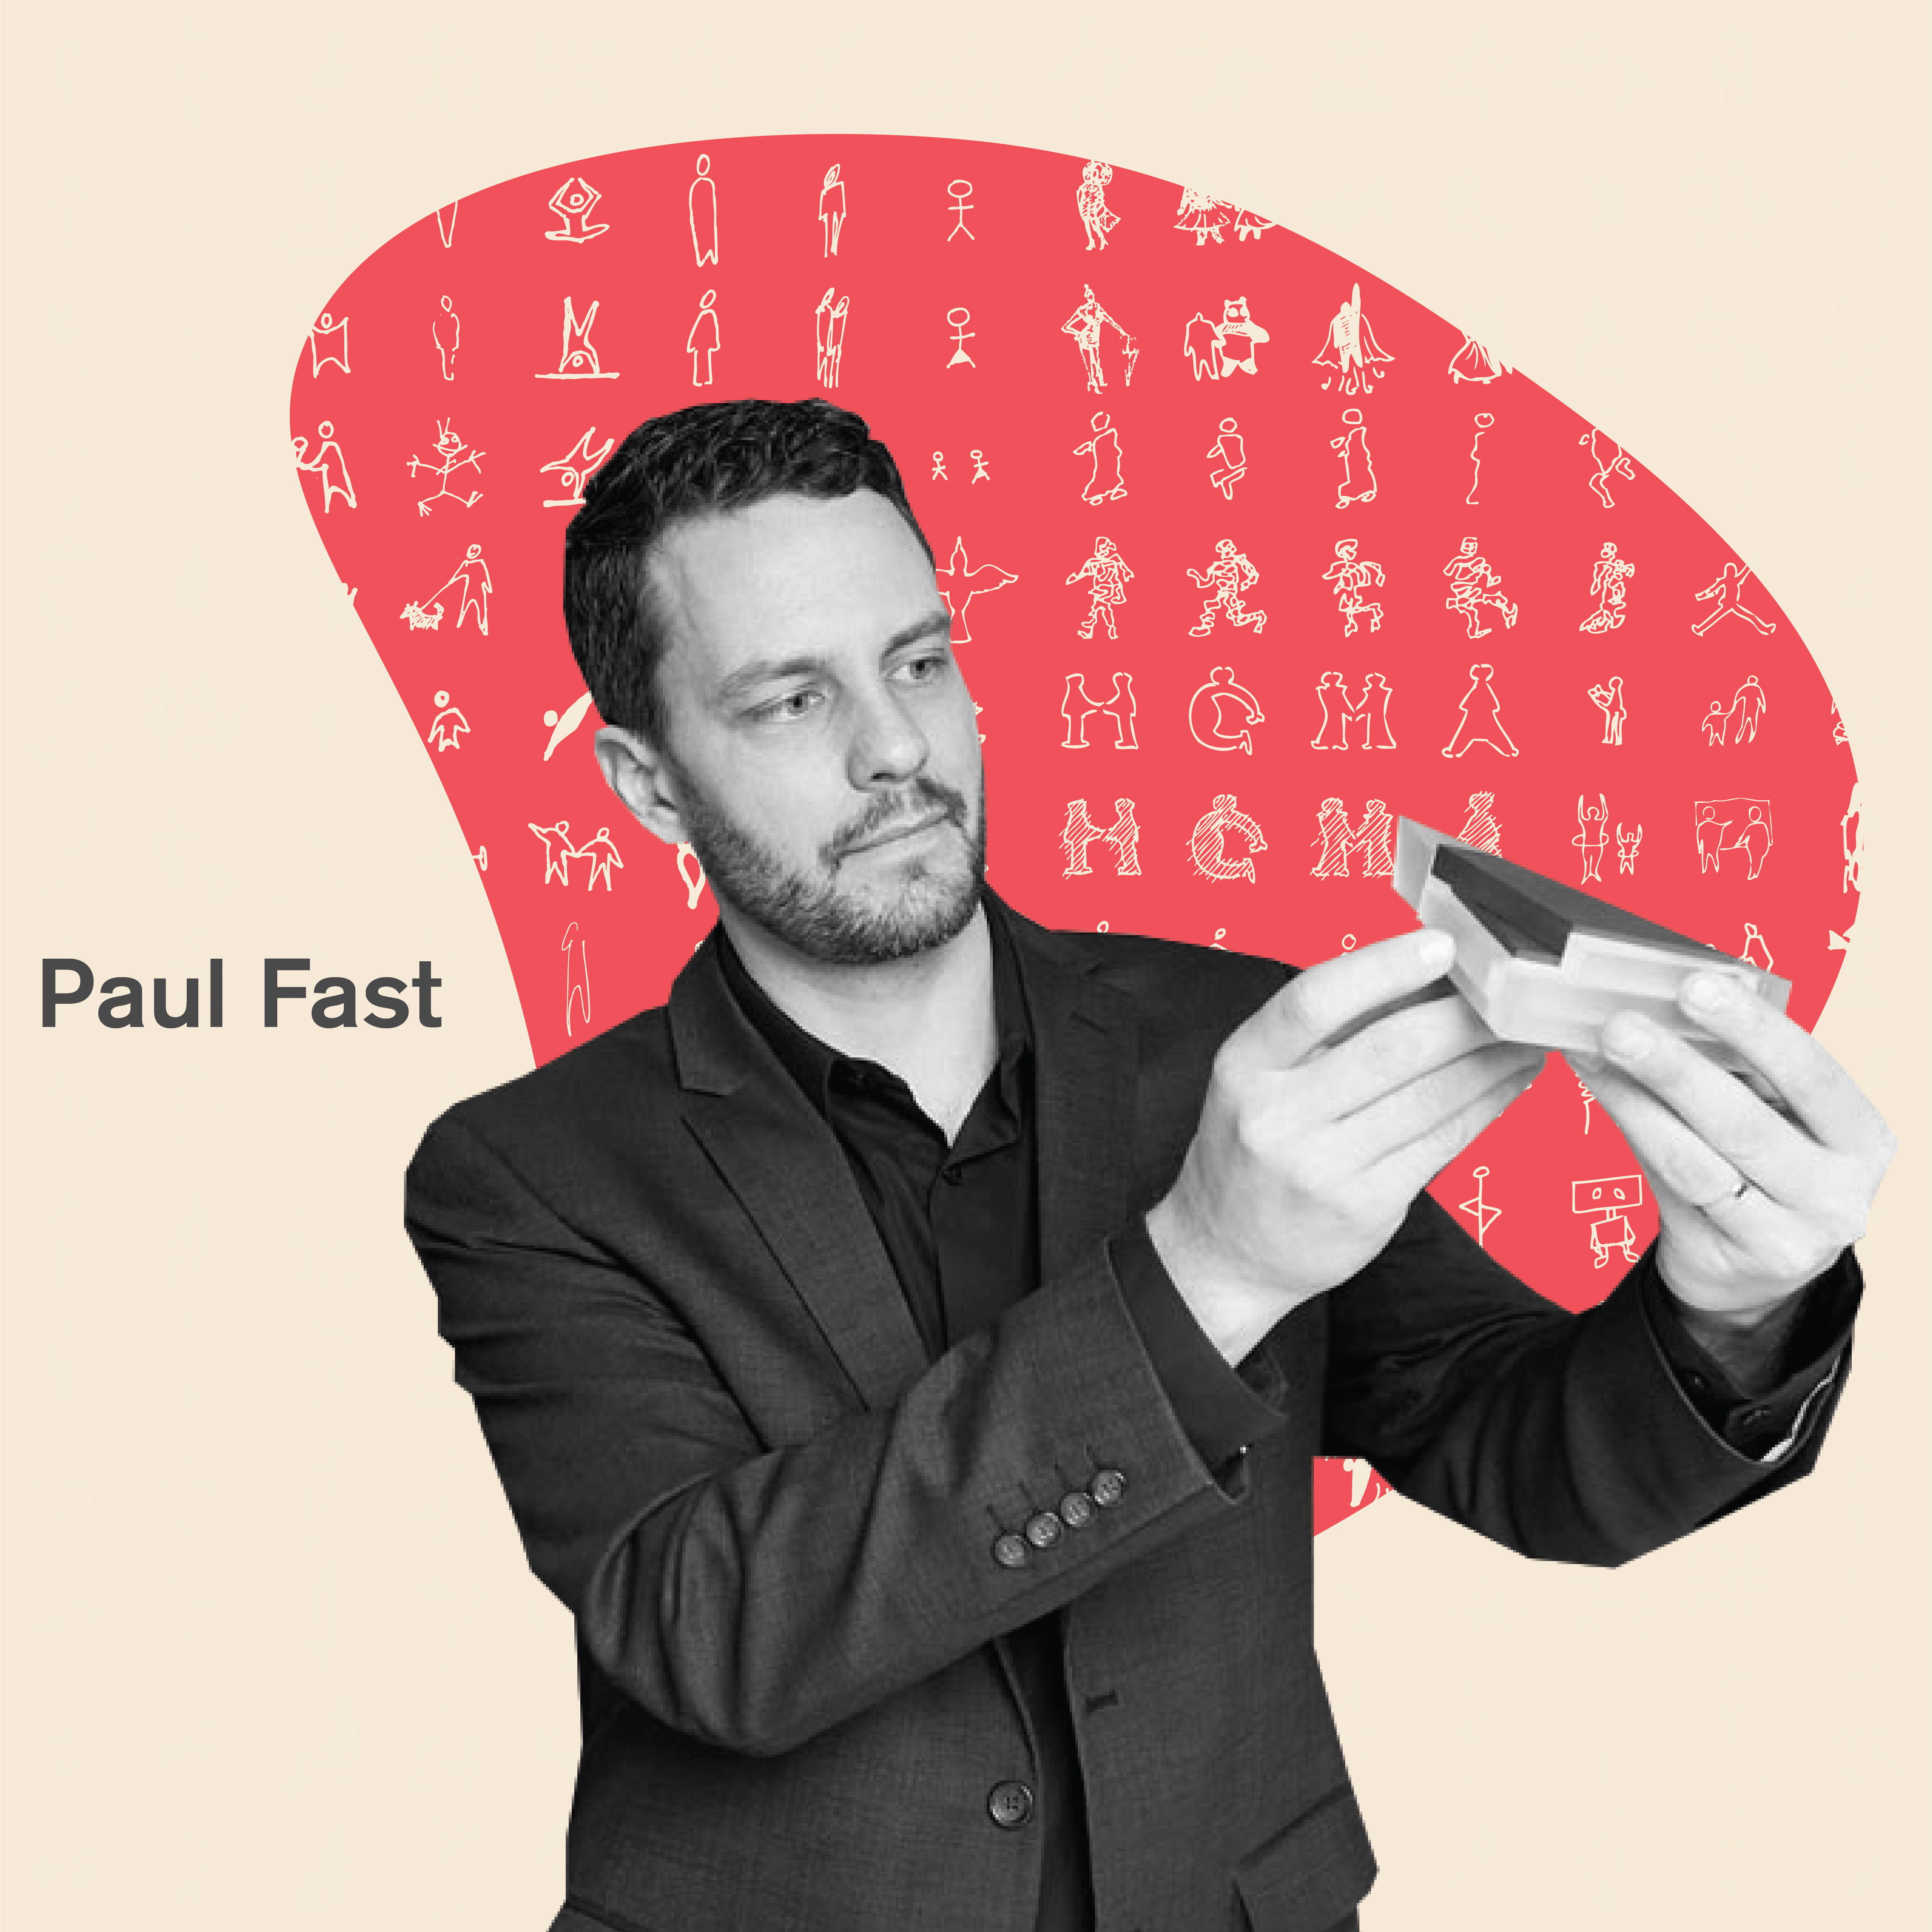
[1567, 972, 1895, 1328]
[1147, 930, 1546, 1365]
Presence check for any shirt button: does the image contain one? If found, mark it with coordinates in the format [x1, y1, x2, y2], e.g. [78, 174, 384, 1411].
[987, 1780, 1034, 1829]
[991, 1531, 1031, 1569]
[1059, 1490, 1096, 1530]
[1683, 1371, 1708, 1395]
[940, 1164, 963, 1185]
[1737, 1405, 1772, 1432]
[1090, 1467, 1127, 1509]
[1024, 1510, 1065, 1550]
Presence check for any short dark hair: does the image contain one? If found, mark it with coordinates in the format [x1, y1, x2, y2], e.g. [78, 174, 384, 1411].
[564, 398, 932, 744]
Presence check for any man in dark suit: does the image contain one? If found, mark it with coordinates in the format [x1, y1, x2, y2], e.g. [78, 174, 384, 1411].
[405, 399, 1892, 1932]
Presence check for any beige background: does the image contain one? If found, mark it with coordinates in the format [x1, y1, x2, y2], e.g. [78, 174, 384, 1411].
[3, 3, 1926, 1927]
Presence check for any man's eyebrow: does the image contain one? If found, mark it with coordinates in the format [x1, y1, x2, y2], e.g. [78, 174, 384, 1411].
[714, 610, 955, 702]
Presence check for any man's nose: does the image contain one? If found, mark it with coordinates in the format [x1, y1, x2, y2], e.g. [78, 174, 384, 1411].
[844, 682, 929, 786]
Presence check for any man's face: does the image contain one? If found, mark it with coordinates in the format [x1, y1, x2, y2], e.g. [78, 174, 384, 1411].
[636, 490, 985, 966]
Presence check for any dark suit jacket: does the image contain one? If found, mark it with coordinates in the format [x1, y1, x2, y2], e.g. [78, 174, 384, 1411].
[404, 894, 1847, 1932]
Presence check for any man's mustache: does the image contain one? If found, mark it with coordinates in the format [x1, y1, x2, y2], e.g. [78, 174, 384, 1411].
[828, 779, 972, 860]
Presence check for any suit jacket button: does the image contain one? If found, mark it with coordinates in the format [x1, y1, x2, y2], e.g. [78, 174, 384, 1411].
[1024, 1509, 1064, 1550]
[987, 1780, 1035, 1829]
[992, 1531, 1031, 1569]
[1091, 1467, 1127, 1508]
[1059, 1490, 1096, 1529]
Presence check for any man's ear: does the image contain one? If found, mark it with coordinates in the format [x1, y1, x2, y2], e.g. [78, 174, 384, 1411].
[595, 726, 689, 849]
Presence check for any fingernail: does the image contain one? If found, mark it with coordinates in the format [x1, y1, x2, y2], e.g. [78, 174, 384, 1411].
[1604, 1015, 1650, 1060]
[1683, 973, 1730, 1014]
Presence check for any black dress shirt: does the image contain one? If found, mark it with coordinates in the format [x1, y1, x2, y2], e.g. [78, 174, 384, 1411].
[715, 902, 1857, 1929]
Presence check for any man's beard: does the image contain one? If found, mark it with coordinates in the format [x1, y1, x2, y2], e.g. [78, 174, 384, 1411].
[669, 760, 986, 965]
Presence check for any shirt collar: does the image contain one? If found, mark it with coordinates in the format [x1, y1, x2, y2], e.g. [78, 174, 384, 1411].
[715, 893, 1032, 1123]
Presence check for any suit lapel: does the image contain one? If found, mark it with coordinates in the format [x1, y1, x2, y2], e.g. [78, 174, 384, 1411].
[998, 899, 1143, 1281]
[671, 931, 928, 1411]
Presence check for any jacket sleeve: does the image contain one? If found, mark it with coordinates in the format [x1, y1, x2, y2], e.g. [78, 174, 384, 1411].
[405, 1111, 1258, 1758]
[1317, 1190, 1860, 1566]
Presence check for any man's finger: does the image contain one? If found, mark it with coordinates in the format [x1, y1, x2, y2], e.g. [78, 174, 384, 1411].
[1325, 1042, 1545, 1178]
[1361, 1053, 1544, 1204]
[1670, 972, 1890, 1154]
[1245, 929, 1458, 1069]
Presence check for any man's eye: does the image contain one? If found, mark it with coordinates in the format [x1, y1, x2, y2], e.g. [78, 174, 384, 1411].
[755, 690, 821, 721]
[896, 653, 948, 683]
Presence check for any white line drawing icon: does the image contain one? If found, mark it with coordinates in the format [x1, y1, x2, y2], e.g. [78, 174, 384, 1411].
[1700, 674, 1768, 747]
[1830, 700, 1849, 745]
[945, 306, 976, 369]
[473, 845, 487, 872]
[562, 922, 591, 1039]
[1693, 797, 1774, 878]
[309, 311, 349, 377]
[1077, 160, 1119, 249]
[1231, 206, 1275, 240]
[687, 290, 719, 387]
[578, 826, 623, 892]
[1311, 798, 1395, 879]
[1442, 536, 1516, 637]
[1442, 663, 1521, 758]
[1579, 541, 1635, 634]
[1205, 419, 1247, 499]
[1188, 666, 1265, 754]
[931, 452, 948, 481]
[970, 450, 990, 483]
[1342, 1458, 1385, 1509]
[1189, 298, 1269, 379]
[1188, 540, 1265, 634]
[1740, 922, 1774, 971]
[1574, 1173, 1643, 1269]
[1190, 794, 1268, 882]
[1465, 412, 1494, 506]
[406, 419, 484, 516]
[543, 693, 594, 761]
[403, 542, 491, 635]
[540, 427, 616, 509]
[531, 821, 577, 886]
[1580, 428, 1636, 508]
[1061, 671, 1138, 749]
[426, 690, 470, 752]
[1841, 780, 1863, 893]
[945, 178, 975, 241]
[815, 288, 851, 387]
[934, 536, 1017, 643]
[1063, 286, 1137, 391]
[1312, 285, 1392, 395]
[1692, 561, 1776, 636]
[435, 200, 459, 248]
[688, 153, 718, 266]
[1458, 1166, 1500, 1247]
[1448, 332, 1511, 383]
[1331, 409, 1378, 507]
[1062, 798, 1142, 876]
[546, 176, 608, 243]
[1587, 676, 1628, 746]
[819, 164, 846, 255]
[1174, 186, 1234, 243]
[1073, 412, 1128, 503]
[1616, 822, 1643, 874]
[1574, 794, 1609, 882]
[1310, 673, 1396, 750]
[1458, 790, 1503, 854]
[1066, 537, 1134, 639]
[1578, 1078, 1595, 1134]
[676, 841, 707, 911]
[1322, 538, 1385, 636]
[435, 295, 461, 380]
[536, 297, 619, 380]
[293, 422, 356, 512]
